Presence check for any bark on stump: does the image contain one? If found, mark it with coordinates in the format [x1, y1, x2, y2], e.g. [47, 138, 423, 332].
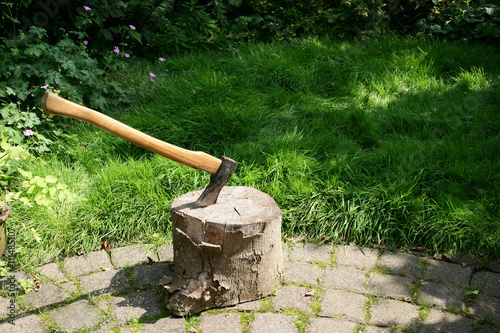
[166, 186, 284, 316]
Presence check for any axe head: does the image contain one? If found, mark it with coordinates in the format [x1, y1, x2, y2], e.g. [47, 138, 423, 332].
[195, 156, 238, 207]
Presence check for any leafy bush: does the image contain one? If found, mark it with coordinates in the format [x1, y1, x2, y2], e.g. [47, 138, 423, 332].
[416, 1, 500, 41]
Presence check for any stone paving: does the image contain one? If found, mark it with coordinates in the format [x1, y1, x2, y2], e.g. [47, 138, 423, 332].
[0, 243, 499, 332]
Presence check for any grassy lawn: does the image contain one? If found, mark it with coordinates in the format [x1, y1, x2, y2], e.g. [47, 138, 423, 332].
[11, 35, 500, 268]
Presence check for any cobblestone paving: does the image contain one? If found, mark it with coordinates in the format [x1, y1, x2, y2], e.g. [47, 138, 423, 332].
[0, 243, 499, 332]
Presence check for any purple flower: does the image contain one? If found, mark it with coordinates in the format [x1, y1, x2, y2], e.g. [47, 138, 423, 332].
[149, 73, 156, 77]
[129, 25, 136, 30]
[114, 46, 120, 54]
[150, 77, 155, 82]
[40, 84, 49, 89]
[158, 57, 165, 62]
[125, 53, 130, 58]
[84, 5, 91, 11]
[23, 129, 34, 137]
[83, 40, 88, 45]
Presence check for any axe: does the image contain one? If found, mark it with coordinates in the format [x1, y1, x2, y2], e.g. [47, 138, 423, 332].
[41, 92, 237, 207]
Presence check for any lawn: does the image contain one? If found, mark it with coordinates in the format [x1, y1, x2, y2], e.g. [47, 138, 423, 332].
[11, 35, 500, 269]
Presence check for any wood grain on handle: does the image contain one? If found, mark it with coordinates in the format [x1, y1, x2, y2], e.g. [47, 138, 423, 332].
[41, 92, 222, 174]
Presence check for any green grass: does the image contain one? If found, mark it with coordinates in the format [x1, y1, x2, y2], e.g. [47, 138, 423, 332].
[9, 35, 500, 268]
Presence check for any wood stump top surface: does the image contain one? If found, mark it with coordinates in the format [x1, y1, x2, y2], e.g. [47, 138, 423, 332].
[171, 186, 281, 238]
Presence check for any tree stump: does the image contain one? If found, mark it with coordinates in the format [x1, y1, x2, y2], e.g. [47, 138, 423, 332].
[166, 186, 284, 316]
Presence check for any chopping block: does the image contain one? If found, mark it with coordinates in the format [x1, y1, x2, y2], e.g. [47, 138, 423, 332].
[166, 186, 284, 316]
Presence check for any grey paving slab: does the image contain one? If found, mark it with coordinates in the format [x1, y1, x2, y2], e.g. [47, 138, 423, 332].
[322, 265, 367, 294]
[423, 259, 472, 287]
[111, 290, 162, 324]
[142, 317, 186, 333]
[319, 289, 367, 323]
[60, 281, 78, 294]
[369, 299, 420, 330]
[110, 245, 153, 269]
[234, 299, 261, 311]
[79, 269, 129, 295]
[471, 270, 500, 298]
[367, 273, 412, 300]
[378, 252, 422, 278]
[37, 263, 66, 283]
[48, 299, 101, 332]
[307, 317, 358, 333]
[134, 262, 173, 288]
[419, 281, 465, 310]
[251, 313, 297, 333]
[420, 308, 473, 333]
[0, 313, 46, 332]
[288, 243, 332, 263]
[0, 296, 11, 318]
[469, 294, 500, 322]
[284, 262, 321, 286]
[0, 271, 29, 291]
[157, 244, 174, 262]
[199, 313, 241, 333]
[272, 286, 314, 314]
[363, 326, 396, 333]
[334, 246, 378, 269]
[22, 282, 70, 310]
[63, 250, 112, 278]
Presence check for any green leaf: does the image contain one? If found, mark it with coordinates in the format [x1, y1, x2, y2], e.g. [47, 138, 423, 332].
[18, 168, 33, 179]
[45, 175, 58, 183]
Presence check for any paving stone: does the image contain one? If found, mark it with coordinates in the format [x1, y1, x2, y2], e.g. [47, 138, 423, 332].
[307, 317, 358, 333]
[368, 273, 412, 300]
[322, 265, 367, 294]
[37, 263, 66, 283]
[79, 269, 129, 295]
[378, 252, 422, 278]
[22, 282, 70, 310]
[469, 294, 500, 322]
[288, 243, 332, 263]
[471, 271, 500, 298]
[199, 313, 241, 333]
[157, 244, 174, 262]
[369, 299, 420, 330]
[0, 296, 12, 318]
[111, 290, 161, 324]
[363, 326, 396, 333]
[48, 299, 101, 332]
[110, 245, 153, 269]
[0, 271, 29, 291]
[481, 326, 500, 333]
[420, 308, 473, 333]
[0, 313, 46, 332]
[419, 281, 465, 310]
[134, 262, 173, 288]
[251, 313, 297, 333]
[334, 246, 379, 269]
[63, 251, 112, 278]
[60, 281, 78, 294]
[272, 286, 314, 314]
[142, 317, 186, 333]
[284, 262, 321, 286]
[234, 299, 261, 311]
[423, 259, 472, 287]
[319, 289, 367, 323]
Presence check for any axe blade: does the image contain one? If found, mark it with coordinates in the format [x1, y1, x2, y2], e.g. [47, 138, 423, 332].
[195, 156, 237, 207]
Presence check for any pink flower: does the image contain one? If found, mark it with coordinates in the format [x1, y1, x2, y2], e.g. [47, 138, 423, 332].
[84, 5, 91, 11]
[150, 77, 155, 82]
[125, 53, 130, 58]
[129, 25, 136, 30]
[40, 84, 49, 89]
[158, 57, 165, 61]
[83, 40, 88, 45]
[23, 129, 34, 136]
[114, 46, 120, 54]
[149, 73, 156, 78]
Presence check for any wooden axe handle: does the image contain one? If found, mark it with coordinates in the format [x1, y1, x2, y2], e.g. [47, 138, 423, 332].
[41, 92, 222, 174]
